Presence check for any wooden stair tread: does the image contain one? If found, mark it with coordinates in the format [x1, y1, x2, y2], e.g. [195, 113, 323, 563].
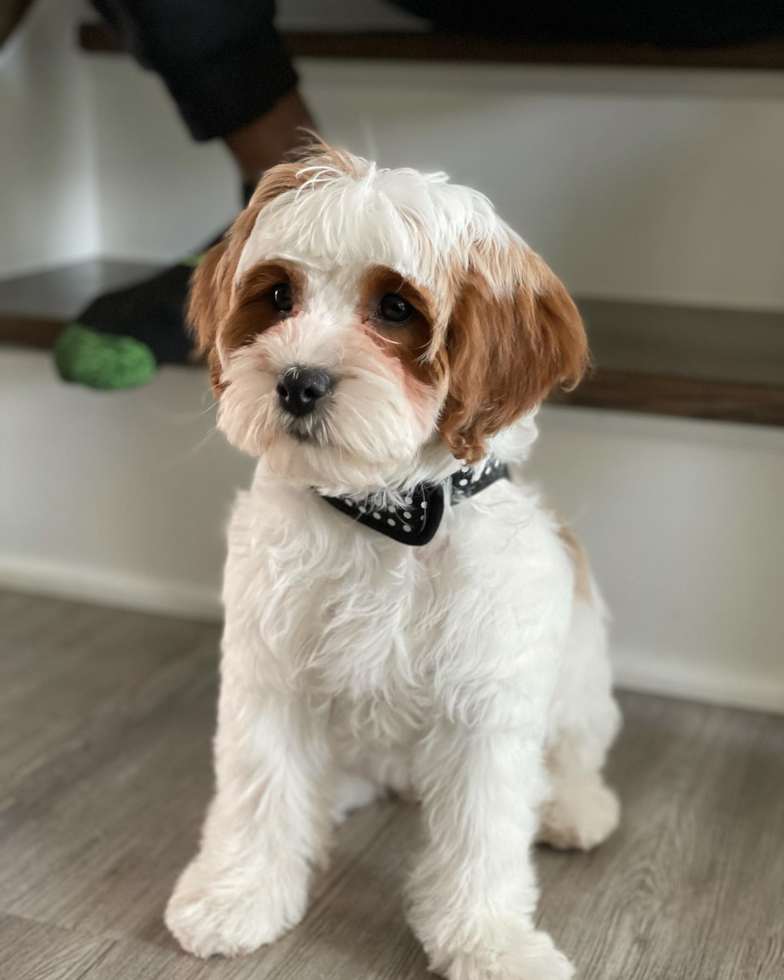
[578, 298, 784, 388]
[1, 261, 782, 425]
[0, 260, 163, 349]
[550, 370, 784, 426]
[0, 259, 163, 322]
[79, 23, 784, 71]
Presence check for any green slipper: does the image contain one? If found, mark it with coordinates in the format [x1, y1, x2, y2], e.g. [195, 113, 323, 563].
[54, 324, 157, 391]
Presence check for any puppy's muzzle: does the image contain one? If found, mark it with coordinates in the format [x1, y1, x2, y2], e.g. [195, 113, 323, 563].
[276, 366, 333, 418]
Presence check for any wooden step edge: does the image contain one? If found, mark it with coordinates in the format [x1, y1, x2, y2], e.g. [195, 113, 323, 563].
[549, 369, 784, 426]
[3, 312, 782, 427]
[78, 24, 784, 71]
[0, 316, 65, 349]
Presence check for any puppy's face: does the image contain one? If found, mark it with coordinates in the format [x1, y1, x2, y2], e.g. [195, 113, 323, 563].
[191, 143, 587, 495]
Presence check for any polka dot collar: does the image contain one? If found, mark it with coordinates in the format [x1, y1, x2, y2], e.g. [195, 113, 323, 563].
[319, 459, 510, 546]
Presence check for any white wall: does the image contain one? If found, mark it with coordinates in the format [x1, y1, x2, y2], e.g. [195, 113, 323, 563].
[3, 1, 784, 312]
[0, 350, 250, 620]
[88, 59, 239, 263]
[2, 2, 783, 714]
[2, 349, 783, 714]
[84, 53, 784, 310]
[0, 0, 99, 276]
[302, 61, 784, 311]
[533, 408, 784, 714]
[85, 0, 424, 260]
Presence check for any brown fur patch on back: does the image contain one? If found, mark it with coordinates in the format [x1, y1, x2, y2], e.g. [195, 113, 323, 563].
[557, 523, 594, 605]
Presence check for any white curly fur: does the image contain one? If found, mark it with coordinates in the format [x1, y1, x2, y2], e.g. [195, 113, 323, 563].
[166, 147, 621, 980]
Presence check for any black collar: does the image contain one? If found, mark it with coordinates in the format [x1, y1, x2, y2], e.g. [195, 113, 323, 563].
[319, 459, 510, 546]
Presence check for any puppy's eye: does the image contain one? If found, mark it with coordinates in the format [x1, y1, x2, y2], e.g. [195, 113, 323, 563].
[378, 292, 414, 324]
[272, 283, 293, 314]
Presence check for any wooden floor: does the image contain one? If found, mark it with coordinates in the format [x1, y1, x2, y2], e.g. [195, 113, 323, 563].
[1, 591, 782, 980]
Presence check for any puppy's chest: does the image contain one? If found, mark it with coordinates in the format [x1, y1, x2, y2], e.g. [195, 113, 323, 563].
[244, 527, 449, 705]
[293, 552, 442, 704]
[263, 540, 522, 716]
[234, 484, 549, 708]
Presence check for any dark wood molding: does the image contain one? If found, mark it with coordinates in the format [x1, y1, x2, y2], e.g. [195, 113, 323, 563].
[0, 316, 64, 349]
[549, 370, 784, 426]
[283, 31, 784, 71]
[4, 315, 782, 428]
[3, 262, 783, 426]
[78, 23, 784, 71]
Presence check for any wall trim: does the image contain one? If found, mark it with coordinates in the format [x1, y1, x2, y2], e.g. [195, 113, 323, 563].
[0, 554, 222, 624]
[613, 649, 784, 717]
[1, 552, 781, 716]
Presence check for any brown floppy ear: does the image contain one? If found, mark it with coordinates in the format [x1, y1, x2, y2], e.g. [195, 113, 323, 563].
[439, 244, 587, 463]
[188, 239, 230, 393]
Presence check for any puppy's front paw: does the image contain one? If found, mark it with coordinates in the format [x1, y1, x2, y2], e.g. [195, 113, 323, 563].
[165, 858, 303, 959]
[436, 928, 574, 980]
[538, 779, 620, 852]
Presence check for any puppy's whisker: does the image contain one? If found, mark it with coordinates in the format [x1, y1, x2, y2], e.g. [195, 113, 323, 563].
[177, 423, 222, 461]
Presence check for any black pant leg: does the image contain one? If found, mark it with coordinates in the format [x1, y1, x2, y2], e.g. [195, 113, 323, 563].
[91, 0, 298, 141]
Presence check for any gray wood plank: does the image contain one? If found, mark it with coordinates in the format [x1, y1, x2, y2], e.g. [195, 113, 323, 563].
[535, 694, 784, 980]
[1, 591, 783, 980]
[0, 592, 220, 817]
[0, 914, 113, 980]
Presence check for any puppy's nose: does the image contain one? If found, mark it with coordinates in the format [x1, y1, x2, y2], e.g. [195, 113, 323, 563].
[276, 367, 333, 417]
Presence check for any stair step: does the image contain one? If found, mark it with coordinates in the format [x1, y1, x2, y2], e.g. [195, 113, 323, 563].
[549, 370, 784, 426]
[1, 261, 782, 426]
[578, 297, 784, 388]
[557, 297, 784, 426]
[0, 260, 162, 345]
[79, 23, 784, 71]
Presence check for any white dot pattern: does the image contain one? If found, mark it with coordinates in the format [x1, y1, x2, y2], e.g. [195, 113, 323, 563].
[362, 493, 432, 534]
[321, 458, 508, 546]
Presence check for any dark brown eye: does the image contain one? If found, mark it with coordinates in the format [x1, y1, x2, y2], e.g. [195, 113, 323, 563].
[378, 292, 414, 324]
[272, 283, 293, 313]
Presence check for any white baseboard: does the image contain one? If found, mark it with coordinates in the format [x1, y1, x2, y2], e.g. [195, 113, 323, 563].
[613, 650, 784, 717]
[2, 552, 781, 717]
[0, 554, 222, 625]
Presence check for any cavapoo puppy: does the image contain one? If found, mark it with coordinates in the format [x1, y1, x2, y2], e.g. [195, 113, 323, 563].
[165, 139, 621, 980]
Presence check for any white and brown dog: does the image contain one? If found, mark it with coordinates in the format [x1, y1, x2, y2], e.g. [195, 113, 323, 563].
[165, 140, 621, 980]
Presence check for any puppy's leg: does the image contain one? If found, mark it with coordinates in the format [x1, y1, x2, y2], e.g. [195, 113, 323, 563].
[408, 718, 574, 980]
[538, 594, 621, 852]
[332, 772, 381, 824]
[165, 672, 333, 959]
[537, 734, 620, 852]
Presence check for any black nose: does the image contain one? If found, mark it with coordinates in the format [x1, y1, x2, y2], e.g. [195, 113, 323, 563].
[276, 367, 333, 417]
